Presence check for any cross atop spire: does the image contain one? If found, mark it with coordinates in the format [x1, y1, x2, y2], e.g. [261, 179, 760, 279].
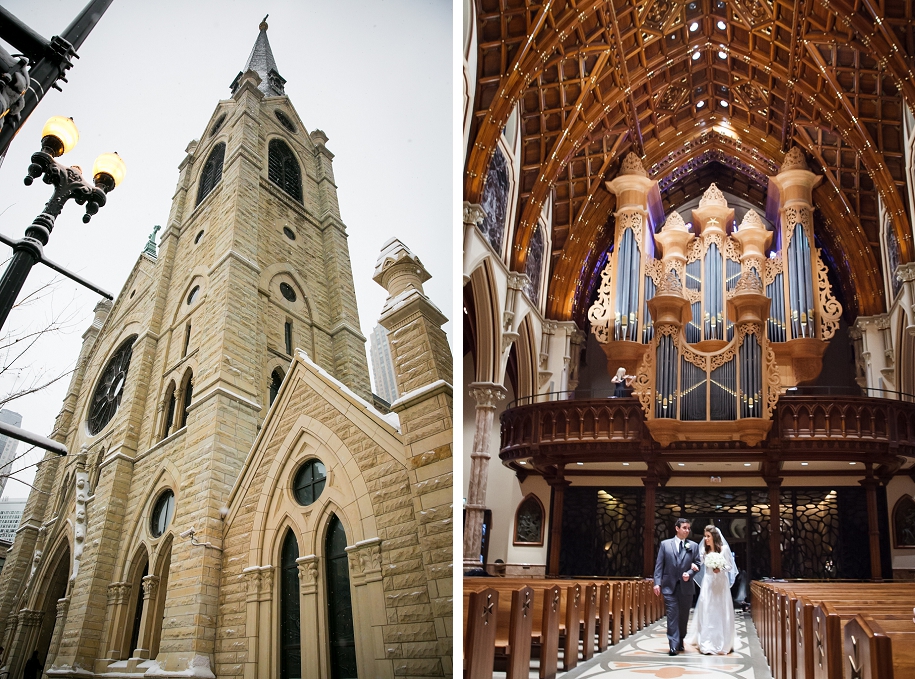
[230, 16, 287, 97]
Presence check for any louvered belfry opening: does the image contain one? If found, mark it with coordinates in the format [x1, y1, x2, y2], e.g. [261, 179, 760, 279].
[268, 138, 302, 202]
[196, 142, 225, 206]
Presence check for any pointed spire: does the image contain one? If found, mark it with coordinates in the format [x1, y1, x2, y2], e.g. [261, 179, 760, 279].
[230, 16, 287, 97]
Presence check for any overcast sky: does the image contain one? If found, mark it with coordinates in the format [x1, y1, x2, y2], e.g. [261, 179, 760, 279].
[0, 0, 452, 498]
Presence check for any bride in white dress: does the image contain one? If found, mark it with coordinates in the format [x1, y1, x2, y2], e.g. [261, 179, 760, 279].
[684, 525, 736, 654]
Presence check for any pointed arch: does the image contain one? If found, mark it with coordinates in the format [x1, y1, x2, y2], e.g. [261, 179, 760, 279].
[268, 138, 303, 202]
[160, 379, 177, 440]
[279, 527, 302, 679]
[176, 368, 194, 430]
[465, 262, 500, 384]
[893, 493, 915, 548]
[195, 142, 225, 206]
[514, 314, 539, 400]
[513, 493, 545, 546]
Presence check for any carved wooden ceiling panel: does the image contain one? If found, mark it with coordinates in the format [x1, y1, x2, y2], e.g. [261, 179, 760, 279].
[466, 0, 915, 324]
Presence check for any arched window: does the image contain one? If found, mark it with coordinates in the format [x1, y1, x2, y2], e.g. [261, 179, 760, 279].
[270, 369, 284, 406]
[176, 371, 193, 429]
[268, 139, 302, 202]
[280, 530, 301, 679]
[514, 494, 545, 546]
[524, 223, 545, 305]
[893, 494, 915, 548]
[478, 146, 509, 253]
[161, 381, 177, 440]
[325, 515, 356, 679]
[196, 143, 225, 206]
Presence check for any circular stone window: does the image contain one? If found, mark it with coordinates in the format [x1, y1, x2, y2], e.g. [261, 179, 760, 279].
[275, 110, 297, 133]
[87, 337, 136, 435]
[150, 490, 175, 538]
[283, 226, 296, 241]
[293, 460, 326, 506]
[280, 282, 297, 302]
[187, 285, 200, 305]
[194, 230, 204, 244]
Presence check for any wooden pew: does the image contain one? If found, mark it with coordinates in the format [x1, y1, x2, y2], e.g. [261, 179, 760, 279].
[751, 581, 915, 679]
[464, 588, 498, 679]
[843, 616, 915, 679]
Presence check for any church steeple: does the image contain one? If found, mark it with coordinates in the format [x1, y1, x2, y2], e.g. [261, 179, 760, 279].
[230, 16, 286, 97]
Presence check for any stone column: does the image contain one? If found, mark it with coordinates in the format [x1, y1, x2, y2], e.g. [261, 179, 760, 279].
[45, 596, 70, 671]
[766, 478, 783, 578]
[241, 564, 276, 678]
[297, 556, 321, 679]
[642, 477, 658, 577]
[463, 383, 506, 570]
[860, 474, 883, 580]
[6, 609, 42, 679]
[101, 583, 130, 664]
[547, 473, 570, 577]
[345, 539, 388, 679]
[132, 575, 160, 659]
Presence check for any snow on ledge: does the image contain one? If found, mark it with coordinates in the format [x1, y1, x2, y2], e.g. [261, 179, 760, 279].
[296, 349, 401, 432]
[390, 379, 452, 411]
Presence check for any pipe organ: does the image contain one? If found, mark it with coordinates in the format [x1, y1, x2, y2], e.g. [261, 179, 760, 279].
[588, 150, 842, 446]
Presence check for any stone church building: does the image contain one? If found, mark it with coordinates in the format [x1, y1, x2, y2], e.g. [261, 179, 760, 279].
[0, 22, 452, 679]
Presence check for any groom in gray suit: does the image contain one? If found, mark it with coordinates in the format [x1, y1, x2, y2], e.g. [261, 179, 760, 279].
[653, 518, 702, 655]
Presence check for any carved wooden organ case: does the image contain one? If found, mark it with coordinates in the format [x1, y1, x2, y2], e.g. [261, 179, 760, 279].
[588, 154, 841, 446]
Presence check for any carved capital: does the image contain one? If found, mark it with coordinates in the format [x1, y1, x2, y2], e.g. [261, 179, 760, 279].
[896, 262, 915, 283]
[506, 272, 528, 291]
[18, 609, 43, 627]
[875, 315, 891, 331]
[296, 555, 319, 592]
[468, 382, 507, 409]
[141, 575, 160, 599]
[346, 538, 383, 584]
[107, 582, 130, 605]
[55, 596, 70, 619]
[463, 202, 486, 228]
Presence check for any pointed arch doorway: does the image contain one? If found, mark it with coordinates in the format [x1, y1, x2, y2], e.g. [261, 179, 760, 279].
[325, 514, 356, 679]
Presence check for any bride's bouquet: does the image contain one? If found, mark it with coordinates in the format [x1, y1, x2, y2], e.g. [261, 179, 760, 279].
[704, 551, 727, 571]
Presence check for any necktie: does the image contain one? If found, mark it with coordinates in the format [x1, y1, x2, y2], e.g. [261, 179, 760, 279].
[678, 540, 683, 555]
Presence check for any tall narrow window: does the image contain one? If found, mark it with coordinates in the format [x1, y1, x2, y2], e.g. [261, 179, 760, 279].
[162, 382, 176, 440]
[326, 515, 357, 679]
[280, 530, 301, 679]
[268, 139, 303, 201]
[182, 374, 193, 426]
[270, 369, 284, 406]
[285, 321, 293, 356]
[129, 563, 148, 657]
[183, 323, 192, 357]
[196, 143, 225, 206]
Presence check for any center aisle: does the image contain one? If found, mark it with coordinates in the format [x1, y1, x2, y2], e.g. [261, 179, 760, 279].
[558, 610, 772, 679]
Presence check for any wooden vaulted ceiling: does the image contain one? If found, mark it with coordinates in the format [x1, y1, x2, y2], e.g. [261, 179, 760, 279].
[465, 0, 915, 323]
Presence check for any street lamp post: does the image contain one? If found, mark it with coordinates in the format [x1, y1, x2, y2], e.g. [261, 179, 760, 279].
[0, 116, 125, 331]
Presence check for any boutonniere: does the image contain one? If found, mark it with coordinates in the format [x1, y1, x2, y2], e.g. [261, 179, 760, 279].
[684, 543, 692, 552]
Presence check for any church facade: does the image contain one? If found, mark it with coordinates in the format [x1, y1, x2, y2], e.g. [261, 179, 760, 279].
[462, 0, 915, 585]
[0, 23, 452, 679]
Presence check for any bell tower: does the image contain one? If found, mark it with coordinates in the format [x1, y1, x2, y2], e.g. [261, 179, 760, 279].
[0, 19, 372, 676]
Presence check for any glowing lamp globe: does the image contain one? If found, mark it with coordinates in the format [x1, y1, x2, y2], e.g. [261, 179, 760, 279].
[40, 116, 79, 157]
[92, 152, 126, 192]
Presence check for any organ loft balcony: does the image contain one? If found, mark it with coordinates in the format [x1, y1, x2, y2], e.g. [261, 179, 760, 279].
[503, 173, 915, 483]
[499, 389, 915, 483]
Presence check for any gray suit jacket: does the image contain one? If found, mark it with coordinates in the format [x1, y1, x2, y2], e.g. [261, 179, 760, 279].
[653, 537, 702, 595]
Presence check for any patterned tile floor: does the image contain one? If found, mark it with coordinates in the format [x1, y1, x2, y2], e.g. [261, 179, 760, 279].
[496, 610, 773, 679]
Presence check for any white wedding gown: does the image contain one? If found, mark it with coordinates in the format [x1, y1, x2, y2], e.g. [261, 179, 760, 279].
[685, 547, 736, 654]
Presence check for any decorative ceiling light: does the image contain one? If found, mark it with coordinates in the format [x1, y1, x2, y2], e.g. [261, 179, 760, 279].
[801, 462, 809, 466]
[697, 100, 705, 108]
[743, 462, 752, 466]
[622, 462, 630, 466]
[717, 20, 727, 29]
[692, 51, 701, 60]
[718, 50, 727, 59]
[690, 21, 699, 31]
[720, 99, 729, 107]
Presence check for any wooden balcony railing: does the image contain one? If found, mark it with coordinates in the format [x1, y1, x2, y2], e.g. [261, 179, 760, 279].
[499, 388, 915, 463]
